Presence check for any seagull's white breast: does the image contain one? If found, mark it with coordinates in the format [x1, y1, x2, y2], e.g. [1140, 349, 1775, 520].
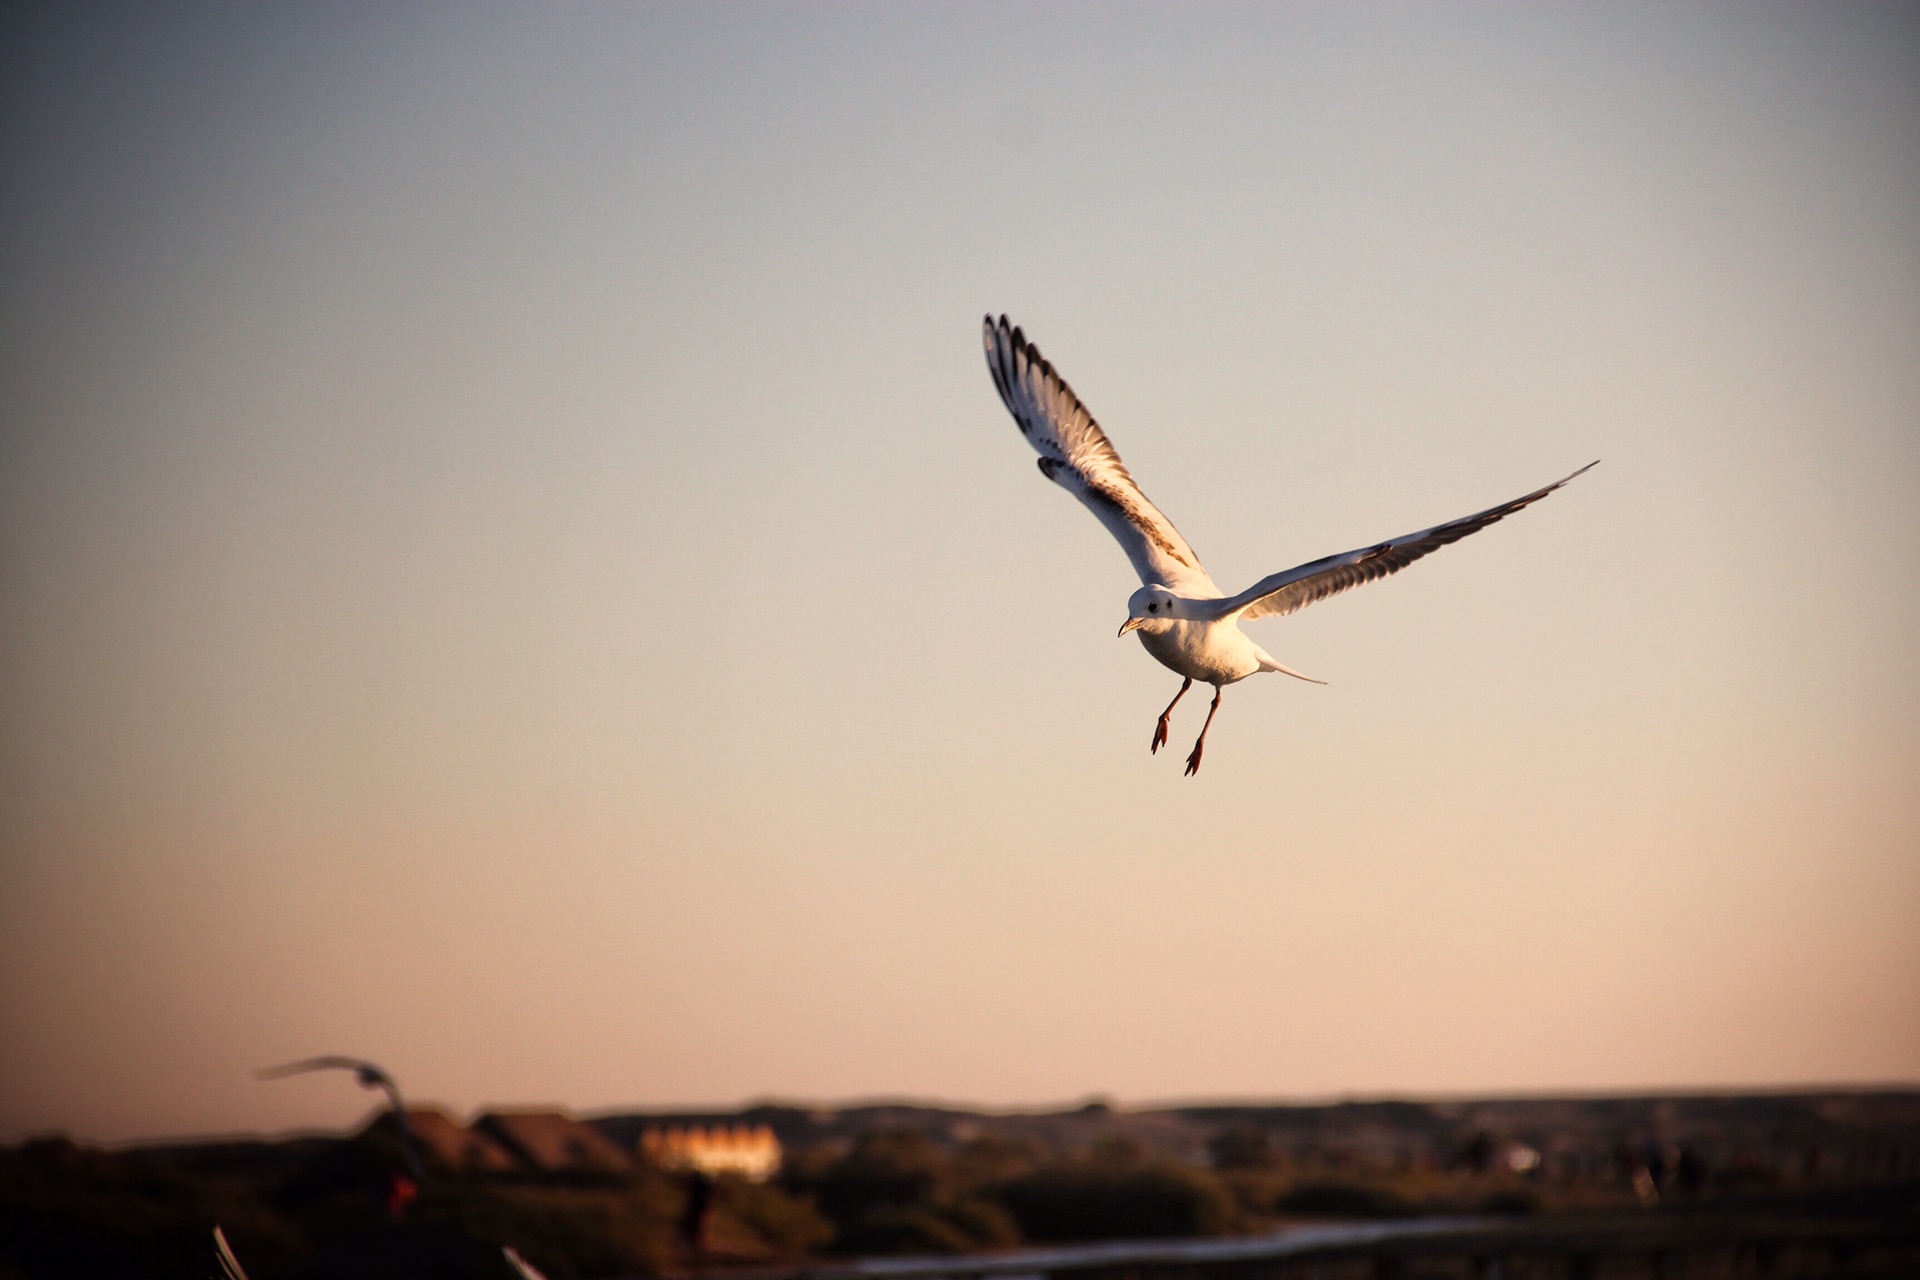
[1137, 619, 1264, 686]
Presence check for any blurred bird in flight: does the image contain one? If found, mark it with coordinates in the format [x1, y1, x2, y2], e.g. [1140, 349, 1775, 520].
[982, 315, 1595, 775]
[256, 1055, 426, 1181]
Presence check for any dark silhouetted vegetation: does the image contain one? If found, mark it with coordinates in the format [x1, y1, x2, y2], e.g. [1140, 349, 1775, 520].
[1271, 1179, 1412, 1219]
[992, 1137, 1239, 1242]
[0, 1129, 772, 1279]
[780, 1129, 1021, 1254]
[6, 1091, 1920, 1277]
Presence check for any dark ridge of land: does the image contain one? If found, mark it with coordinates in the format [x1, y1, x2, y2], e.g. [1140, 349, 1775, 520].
[592, 1087, 1920, 1168]
[3, 1090, 1917, 1280]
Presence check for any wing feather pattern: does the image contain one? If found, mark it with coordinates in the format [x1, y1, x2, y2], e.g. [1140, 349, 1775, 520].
[1221, 462, 1598, 622]
[983, 315, 1217, 594]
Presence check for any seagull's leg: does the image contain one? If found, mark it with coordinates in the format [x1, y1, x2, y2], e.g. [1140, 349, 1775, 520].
[1184, 685, 1223, 777]
[1151, 678, 1192, 754]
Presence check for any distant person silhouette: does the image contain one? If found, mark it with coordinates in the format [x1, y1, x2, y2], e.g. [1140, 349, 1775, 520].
[680, 1169, 716, 1254]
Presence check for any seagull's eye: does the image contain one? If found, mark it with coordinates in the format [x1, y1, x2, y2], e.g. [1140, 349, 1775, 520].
[1148, 603, 1158, 613]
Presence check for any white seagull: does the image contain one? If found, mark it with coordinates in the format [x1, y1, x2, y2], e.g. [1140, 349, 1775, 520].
[982, 314, 1595, 776]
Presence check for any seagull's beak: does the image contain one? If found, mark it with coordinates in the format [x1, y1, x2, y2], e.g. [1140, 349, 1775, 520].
[1117, 617, 1145, 638]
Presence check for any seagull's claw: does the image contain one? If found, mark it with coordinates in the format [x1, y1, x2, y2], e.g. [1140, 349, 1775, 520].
[1151, 716, 1171, 754]
[1184, 742, 1205, 776]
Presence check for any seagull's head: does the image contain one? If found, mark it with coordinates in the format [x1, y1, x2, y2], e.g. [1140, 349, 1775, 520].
[1119, 585, 1186, 637]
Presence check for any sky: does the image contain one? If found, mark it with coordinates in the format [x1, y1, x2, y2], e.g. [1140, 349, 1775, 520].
[2, 2, 1916, 1145]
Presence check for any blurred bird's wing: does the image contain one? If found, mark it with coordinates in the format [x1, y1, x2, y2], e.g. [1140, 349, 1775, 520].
[984, 315, 1219, 596]
[256, 1055, 384, 1082]
[376, 1079, 427, 1181]
[1213, 463, 1597, 623]
[256, 1055, 370, 1078]
[256, 1055, 422, 1177]
[212, 1227, 251, 1280]
[503, 1246, 550, 1280]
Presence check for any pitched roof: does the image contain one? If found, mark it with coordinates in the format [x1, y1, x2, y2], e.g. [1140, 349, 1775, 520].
[474, 1110, 633, 1173]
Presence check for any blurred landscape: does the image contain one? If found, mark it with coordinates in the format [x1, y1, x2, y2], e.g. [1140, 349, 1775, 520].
[6, 1090, 1917, 1279]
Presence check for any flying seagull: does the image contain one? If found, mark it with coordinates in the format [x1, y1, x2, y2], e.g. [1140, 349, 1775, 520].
[982, 314, 1594, 775]
[256, 1055, 425, 1180]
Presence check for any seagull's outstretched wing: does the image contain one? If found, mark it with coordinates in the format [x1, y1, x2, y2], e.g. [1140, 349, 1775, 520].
[984, 315, 1218, 595]
[1216, 462, 1597, 622]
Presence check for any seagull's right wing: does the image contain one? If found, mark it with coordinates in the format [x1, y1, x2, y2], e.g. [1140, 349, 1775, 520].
[984, 316, 1217, 595]
[1217, 462, 1597, 622]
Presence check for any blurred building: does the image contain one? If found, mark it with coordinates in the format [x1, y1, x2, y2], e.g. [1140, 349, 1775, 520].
[641, 1122, 781, 1180]
[395, 1107, 518, 1173]
[474, 1110, 634, 1173]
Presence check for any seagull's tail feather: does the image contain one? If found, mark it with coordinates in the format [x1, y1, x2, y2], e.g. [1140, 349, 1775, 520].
[1259, 654, 1327, 684]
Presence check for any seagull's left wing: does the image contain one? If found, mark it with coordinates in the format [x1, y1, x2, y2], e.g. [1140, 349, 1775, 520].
[984, 315, 1218, 595]
[1217, 462, 1597, 622]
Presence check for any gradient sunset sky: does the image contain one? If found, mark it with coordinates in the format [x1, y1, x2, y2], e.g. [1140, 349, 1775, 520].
[2, 2, 1916, 1144]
